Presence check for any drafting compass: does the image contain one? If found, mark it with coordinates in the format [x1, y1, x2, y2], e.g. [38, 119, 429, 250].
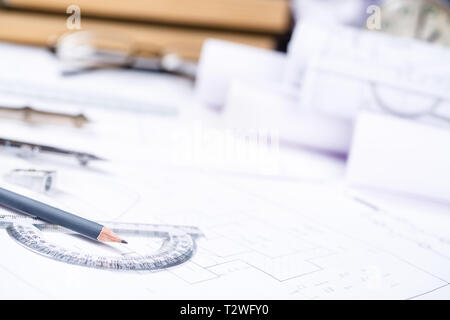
[0, 105, 89, 128]
[0, 137, 105, 166]
[0, 207, 204, 271]
[378, 0, 450, 46]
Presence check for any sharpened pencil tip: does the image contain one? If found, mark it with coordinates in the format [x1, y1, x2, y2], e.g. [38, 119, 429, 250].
[121, 240, 128, 244]
[98, 227, 126, 243]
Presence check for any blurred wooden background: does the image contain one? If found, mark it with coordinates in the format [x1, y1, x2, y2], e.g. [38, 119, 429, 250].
[0, 0, 292, 60]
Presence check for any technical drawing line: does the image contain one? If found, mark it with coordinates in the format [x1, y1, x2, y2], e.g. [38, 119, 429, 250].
[407, 283, 450, 300]
[216, 178, 450, 285]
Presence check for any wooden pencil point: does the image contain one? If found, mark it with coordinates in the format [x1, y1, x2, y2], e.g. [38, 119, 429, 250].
[97, 227, 124, 243]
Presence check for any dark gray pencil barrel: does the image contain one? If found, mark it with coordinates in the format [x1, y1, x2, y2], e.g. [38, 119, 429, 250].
[0, 187, 103, 240]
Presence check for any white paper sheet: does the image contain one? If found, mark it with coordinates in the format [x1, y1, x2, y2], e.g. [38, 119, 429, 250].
[286, 22, 450, 129]
[347, 112, 450, 204]
[195, 39, 286, 108]
[223, 80, 353, 154]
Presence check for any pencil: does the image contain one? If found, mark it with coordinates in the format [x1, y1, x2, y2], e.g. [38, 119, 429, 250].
[0, 187, 127, 244]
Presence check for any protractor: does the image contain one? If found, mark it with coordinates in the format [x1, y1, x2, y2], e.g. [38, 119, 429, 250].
[0, 208, 203, 271]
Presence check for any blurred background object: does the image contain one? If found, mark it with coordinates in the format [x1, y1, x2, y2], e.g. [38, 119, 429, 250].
[54, 30, 198, 77]
[4, 169, 56, 193]
[0, 0, 292, 61]
[292, 0, 450, 45]
[376, 0, 450, 45]
[292, 0, 375, 27]
[0, 104, 89, 127]
[2, 0, 447, 65]
[2, 0, 291, 32]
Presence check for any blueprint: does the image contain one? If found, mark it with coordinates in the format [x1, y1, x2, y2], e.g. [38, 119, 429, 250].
[286, 22, 450, 128]
[0, 43, 449, 299]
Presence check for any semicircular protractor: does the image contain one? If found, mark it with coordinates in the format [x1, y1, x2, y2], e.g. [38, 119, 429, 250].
[0, 210, 203, 271]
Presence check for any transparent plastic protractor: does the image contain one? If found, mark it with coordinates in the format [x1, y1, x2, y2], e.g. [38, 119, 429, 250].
[6, 222, 203, 271]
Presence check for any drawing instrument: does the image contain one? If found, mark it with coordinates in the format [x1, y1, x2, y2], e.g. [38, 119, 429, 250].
[0, 187, 127, 244]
